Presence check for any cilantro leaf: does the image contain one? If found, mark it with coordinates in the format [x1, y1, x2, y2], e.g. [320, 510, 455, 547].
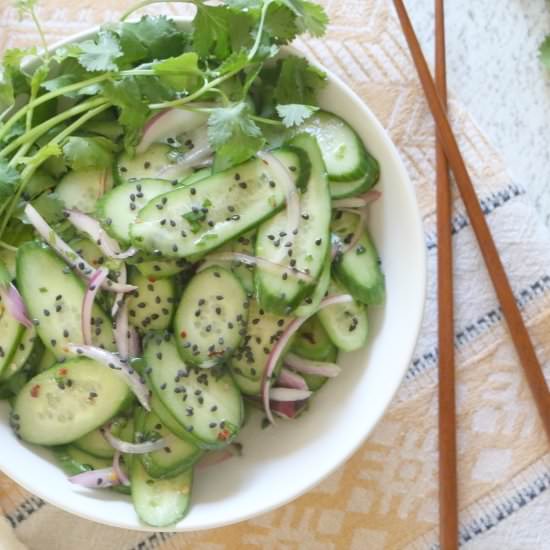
[152, 52, 203, 91]
[264, 3, 299, 44]
[193, 5, 232, 60]
[217, 50, 250, 76]
[540, 35, 550, 69]
[0, 47, 35, 113]
[62, 136, 115, 170]
[0, 160, 20, 201]
[280, 0, 328, 37]
[0, 66, 15, 115]
[276, 103, 318, 127]
[77, 31, 122, 72]
[14, 0, 39, 18]
[274, 55, 326, 105]
[208, 102, 265, 171]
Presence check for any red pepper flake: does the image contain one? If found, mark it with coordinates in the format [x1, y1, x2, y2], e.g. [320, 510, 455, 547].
[147, 276, 157, 283]
[217, 429, 230, 441]
[180, 330, 187, 338]
[30, 385, 41, 398]
[58, 368, 68, 376]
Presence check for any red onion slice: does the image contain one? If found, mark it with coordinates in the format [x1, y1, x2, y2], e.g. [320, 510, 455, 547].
[261, 294, 353, 424]
[284, 353, 341, 378]
[137, 107, 209, 154]
[277, 368, 309, 391]
[196, 443, 242, 470]
[332, 190, 381, 209]
[271, 400, 304, 419]
[69, 467, 120, 488]
[269, 387, 312, 401]
[112, 451, 130, 486]
[82, 268, 109, 346]
[65, 209, 137, 260]
[102, 426, 166, 454]
[198, 252, 313, 283]
[111, 263, 127, 318]
[257, 151, 300, 235]
[114, 299, 129, 361]
[0, 283, 33, 328]
[24, 204, 136, 294]
[66, 343, 151, 410]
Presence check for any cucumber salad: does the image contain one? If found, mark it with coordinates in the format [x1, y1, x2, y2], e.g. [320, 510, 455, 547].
[0, 0, 384, 527]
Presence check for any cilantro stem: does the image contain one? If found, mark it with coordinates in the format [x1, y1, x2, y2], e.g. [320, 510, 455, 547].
[0, 102, 110, 240]
[0, 241, 17, 253]
[250, 115, 283, 127]
[0, 74, 110, 144]
[120, 0, 196, 21]
[30, 8, 50, 61]
[149, 68, 241, 110]
[0, 97, 109, 159]
[248, 0, 273, 61]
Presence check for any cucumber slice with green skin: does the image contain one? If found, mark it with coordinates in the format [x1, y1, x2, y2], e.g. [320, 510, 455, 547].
[318, 282, 368, 352]
[12, 358, 131, 445]
[131, 459, 192, 528]
[232, 371, 262, 396]
[73, 416, 128, 459]
[179, 168, 211, 187]
[294, 255, 331, 318]
[25, 169, 56, 200]
[16, 242, 115, 358]
[37, 348, 56, 373]
[255, 134, 331, 314]
[0, 249, 16, 279]
[145, 333, 243, 449]
[0, 298, 24, 378]
[0, 326, 36, 382]
[127, 268, 176, 333]
[329, 173, 378, 199]
[297, 111, 380, 183]
[57, 169, 113, 213]
[136, 410, 202, 479]
[53, 445, 112, 476]
[230, 299, 292, 384]
[150, 392, 191, 442]
[96, 178, 175, 245]
[116, 144, 192, 184]
[130, 149, 303, 259]
[290, 315, 336, 361]
[332, 211, 385, 305]
[174, 266, 248, 368]
[212, 231, 256, 294]
[136, 257, 191, 279]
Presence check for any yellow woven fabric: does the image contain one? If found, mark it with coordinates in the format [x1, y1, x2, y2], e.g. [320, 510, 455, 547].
[1, 1, 550, 548]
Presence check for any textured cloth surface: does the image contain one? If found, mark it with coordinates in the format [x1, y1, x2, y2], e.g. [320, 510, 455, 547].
[1, 0, 550, 548]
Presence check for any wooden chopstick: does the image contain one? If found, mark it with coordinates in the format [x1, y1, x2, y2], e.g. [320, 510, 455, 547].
[434, 1, 459, 549]
[392, 0, 550, 449]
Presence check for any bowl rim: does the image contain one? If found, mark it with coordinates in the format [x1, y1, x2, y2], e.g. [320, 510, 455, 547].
[2, 17, 427, 532]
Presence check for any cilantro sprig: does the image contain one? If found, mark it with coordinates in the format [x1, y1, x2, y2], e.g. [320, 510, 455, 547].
[0, 0, 329, 243]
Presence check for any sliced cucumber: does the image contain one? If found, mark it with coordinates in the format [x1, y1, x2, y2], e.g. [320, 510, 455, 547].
[96, 178, 175, 245]
[0, 296, 24, 378]
[13, 358, 131, 445]
[150, 392, 190, 442]
[37, 348, 56, 373]
[25, 169, 56, 199]
[131, 459, 192, 528]
[69, 238, 109, 269]
[116, 143, 192, 184]
[136, 410, 202, 479]
[294, 254, 331, 317]
[136, 257, 191, 279]
[290, 315, 336, 361]
[213, 231, 256, 294]
[57, 169, 113, 213]
[179, 168, 211, 187]
[329, 174, 376, 199]
[230, 299, 292, 385]
[16, 242, 115, 358]
[53, 445, 112, 476]
[294, 346, 338, 392]
[332, 211, 385, 305]
[127, 268, 176, 333]
[174, 266, 248, 368]
[73, 416, 128, 459]
[0, 249, 16, 279]
[145, 333, 243, 449]
[232, 370, 262, 396]
[255, 134, 331, 314]
[130, 149, 303, 258]
[0, 326, 36, 382]
[297, 111, 380, 184]
[318, 281, 368, 352]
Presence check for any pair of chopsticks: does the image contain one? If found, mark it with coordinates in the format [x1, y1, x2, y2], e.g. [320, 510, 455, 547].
[392, 1, 550, 548]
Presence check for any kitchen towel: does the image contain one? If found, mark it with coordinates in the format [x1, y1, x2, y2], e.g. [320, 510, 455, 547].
[1, 0, 550, 548]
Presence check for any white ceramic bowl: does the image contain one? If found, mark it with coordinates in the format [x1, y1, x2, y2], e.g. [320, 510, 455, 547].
[0, 21, 426, 532]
